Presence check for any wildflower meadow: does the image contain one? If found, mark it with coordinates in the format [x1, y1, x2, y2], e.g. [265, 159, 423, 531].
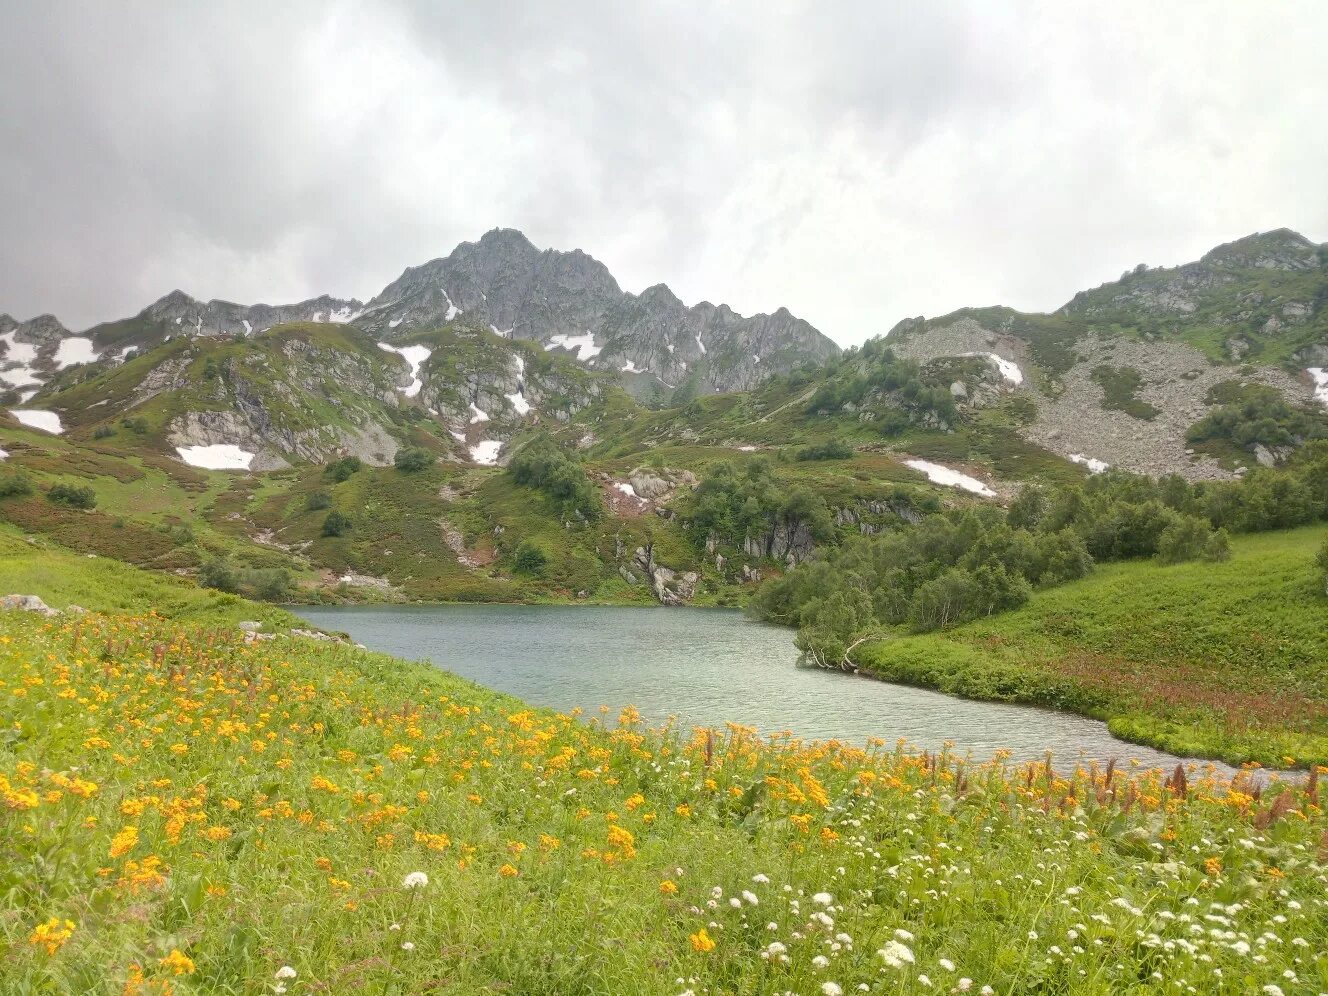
[2, 609, 1326, 994]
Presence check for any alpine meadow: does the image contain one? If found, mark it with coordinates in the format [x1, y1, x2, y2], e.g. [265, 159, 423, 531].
[3, 4, 1328, 994]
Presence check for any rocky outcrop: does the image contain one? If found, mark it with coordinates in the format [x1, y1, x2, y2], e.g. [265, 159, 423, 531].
[632, 544, 699, 605]
[743, 519, 815, 565]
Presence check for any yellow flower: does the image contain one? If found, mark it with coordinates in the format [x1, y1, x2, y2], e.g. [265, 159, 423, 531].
[675, 803, 691, 818]
[688, 927, 716, 953]
[110, 825, 139, 858]
[659, 879, 678, 894]
[159, 948, 196, 975]
[498, 863, 519, 877]
[29, 917, 75, 955]
[168, 743, 189, 756]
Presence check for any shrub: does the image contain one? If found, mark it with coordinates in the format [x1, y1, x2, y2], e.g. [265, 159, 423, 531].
[1203, 528, 1232, 563]
[93, 424, 115, 440]
[244, 567, 291, 601]
[1155, 515, 1212, 564]
[0, 472, 33, 498]
[325, 456, 363, 483]
[512, 540, 548, 575]
[508, 434, 602, 521]
[121, 416, 148, 435]
[47, 483, 97, 509]
[305, 490, 333, 511]
[199, 556, 239, 593]
[394, 447, 434, 473]
[795, 440, 854, 461]
[322, 510, 352, 537]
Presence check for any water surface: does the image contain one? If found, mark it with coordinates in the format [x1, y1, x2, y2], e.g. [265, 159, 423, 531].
[297, 603, 1219, 770]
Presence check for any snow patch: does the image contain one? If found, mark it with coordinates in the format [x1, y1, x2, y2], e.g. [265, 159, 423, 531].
[441, 288, 462, 321]
[377, 342, 431, 397]
[613, 482, 642, 501]
[752, 354, 761, 364]
[9, 409, 63, 434]
[175, 443, 254, 470]
[1309, 368, 1328, 407]
[512, 355, 525, 376]
[54, 337, 98, 369]
[388, 318, 404, 329]
[961, 352, 1023, 385]
[545, 332, 602, 361]
[506, 391, 531, 416]
[904, 459, 995, 497]
[327, 305, 359, 323]
[737, 445, 758, 452]
[469, 403, 489, 424]
[0, 331, 41, 388]
[695, 334, 706, 355]
[1068, 453, 1110, 474]
[241, 319, 252, 334]
[470, 440, 501, 465]
[621, 359, 642, 374]
[18, 389, 38, 402]
[312, 312, 324, 323]
[0, 446, 7, 460]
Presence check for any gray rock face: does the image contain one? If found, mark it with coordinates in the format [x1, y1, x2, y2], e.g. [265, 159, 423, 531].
[97, 290, 365, 344]
[631, 544, 699, 605]
[356, 229, 839, 395]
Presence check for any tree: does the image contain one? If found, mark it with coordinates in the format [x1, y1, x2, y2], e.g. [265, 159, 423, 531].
[394, 447, 434, 473]
[322, 510, 353, 537]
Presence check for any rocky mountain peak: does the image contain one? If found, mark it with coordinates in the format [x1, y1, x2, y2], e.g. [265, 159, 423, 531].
[1199, 228, 1321, 272]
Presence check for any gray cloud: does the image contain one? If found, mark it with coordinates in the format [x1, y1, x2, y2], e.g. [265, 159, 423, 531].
[2, 1, 1325, 342]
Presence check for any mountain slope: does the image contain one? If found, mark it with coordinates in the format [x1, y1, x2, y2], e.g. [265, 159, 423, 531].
[357, 228, 839, 397]
[885, 229, 1328, 479]
[1, 229, 835, 404]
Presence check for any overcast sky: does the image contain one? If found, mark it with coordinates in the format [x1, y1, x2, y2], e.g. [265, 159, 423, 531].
[3, 2, 1325, 343]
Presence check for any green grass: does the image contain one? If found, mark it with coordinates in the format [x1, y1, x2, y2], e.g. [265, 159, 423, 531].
[0, 523, 301, 628]
[856, 526, 1328, 766]
[2, 544, 1326, 993]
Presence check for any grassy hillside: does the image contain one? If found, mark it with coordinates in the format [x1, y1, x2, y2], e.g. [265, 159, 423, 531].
[1, 547, 1325, 994]
[855, 526, 1328, 766]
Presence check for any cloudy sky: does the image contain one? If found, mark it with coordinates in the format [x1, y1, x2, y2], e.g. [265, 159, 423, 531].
[3, 2, 1325, 343]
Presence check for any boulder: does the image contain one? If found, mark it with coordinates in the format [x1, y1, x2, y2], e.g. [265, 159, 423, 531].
[0, 594, 59, 617]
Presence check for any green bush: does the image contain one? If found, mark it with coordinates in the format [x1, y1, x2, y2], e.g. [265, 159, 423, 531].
[121, 416, 148, 435]
[305, 490, 333, 512]
[93, 424, 115, 440]
[393, 447, 434, 473]
[794, 440, 854, 461]
[511, 540, 548, 576]
[47, 483, 97, 509]
[322, 510, 353, 537]
[199, 556, 239, 593]
[0, 472, 33, 499]
[507, 433, 602, 521]
[243, 567, 291, 601]
[325, 456, 363, 483]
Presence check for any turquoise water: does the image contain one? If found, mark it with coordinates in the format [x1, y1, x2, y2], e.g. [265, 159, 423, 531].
[296, 603, 1221, 770]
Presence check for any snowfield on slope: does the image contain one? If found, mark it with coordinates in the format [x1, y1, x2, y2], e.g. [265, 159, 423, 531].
[175, 444, 255, 470]
[8, 409, 64, 434]
[903, 458, 996, 497]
